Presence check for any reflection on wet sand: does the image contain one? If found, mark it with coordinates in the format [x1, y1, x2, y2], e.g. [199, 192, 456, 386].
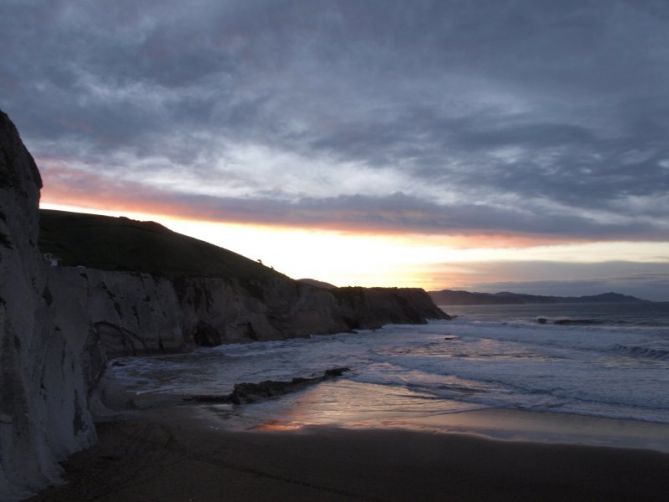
[204, 379, 669, 453]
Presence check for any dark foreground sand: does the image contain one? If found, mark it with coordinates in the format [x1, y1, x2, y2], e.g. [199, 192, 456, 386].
[30, 407, 669, 502]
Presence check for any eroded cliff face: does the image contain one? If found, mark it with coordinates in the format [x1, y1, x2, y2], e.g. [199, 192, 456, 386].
[46, 267, 184, 388]
[41, 269, 449, 392]
[61, 273, 448, 362]
[42, 270, 450, 391]
[0, 111, 95, 500]
[333, 287, 450, 329]
[41, 270, 348, 389]
[176, 276, 349, 344]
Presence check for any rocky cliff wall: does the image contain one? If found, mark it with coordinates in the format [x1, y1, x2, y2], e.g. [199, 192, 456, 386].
[333, 287, 450, 329]
[0, 111, 95, 500]
[46, 267, 185, 389]
[176, 276, 351, 344]
[44, 271, 449, 390]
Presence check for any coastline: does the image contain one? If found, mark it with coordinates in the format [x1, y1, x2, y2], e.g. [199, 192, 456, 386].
[194, 379, 669, 454]
[31, 404, 669, 501]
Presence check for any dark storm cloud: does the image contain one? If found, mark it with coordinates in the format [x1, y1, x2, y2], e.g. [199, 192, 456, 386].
[2, 0, 669, 238]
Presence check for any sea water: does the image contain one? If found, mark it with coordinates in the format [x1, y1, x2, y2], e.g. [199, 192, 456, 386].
[109, 302, 669, 433]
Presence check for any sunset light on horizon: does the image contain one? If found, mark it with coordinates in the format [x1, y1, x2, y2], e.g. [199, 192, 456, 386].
[40, 196, 669, 300]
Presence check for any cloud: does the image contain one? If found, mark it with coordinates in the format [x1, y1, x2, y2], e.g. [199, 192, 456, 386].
[2, 0, 669, 241]
[40, 162, 669, 241]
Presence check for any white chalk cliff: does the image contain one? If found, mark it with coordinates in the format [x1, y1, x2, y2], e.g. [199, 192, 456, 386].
[0, 111, 95, 500]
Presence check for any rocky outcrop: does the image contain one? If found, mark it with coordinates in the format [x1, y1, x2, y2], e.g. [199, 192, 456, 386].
[43, 271, 449, 389]
[185, 367, 350, 404]
[0, 111, 95, 500]
[174, 276, 346, 344]
[333, 287, 450, 329]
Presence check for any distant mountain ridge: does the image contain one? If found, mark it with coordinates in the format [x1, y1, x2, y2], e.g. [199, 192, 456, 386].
[429, 289, 649, 305]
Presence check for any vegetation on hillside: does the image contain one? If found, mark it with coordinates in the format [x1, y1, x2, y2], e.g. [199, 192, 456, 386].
[39, 209, 287, 282]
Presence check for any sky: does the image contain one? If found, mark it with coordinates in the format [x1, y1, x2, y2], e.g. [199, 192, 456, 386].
[1, 0, 668, 299]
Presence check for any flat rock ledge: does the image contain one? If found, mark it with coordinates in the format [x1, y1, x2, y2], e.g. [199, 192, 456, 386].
[184, 367, 351, 405]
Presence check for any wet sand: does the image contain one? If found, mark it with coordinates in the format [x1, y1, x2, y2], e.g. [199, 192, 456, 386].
[31, 406, 669, 502]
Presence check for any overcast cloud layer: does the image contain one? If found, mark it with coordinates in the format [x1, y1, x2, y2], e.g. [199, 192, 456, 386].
[2, 0, 669, 241]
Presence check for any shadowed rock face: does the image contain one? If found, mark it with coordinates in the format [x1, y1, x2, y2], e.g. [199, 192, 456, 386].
[333, 287, 450, 329]
[0, 111, 95, 500]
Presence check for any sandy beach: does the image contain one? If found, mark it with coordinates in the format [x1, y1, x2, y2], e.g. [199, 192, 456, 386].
[30, 404, 669, 502]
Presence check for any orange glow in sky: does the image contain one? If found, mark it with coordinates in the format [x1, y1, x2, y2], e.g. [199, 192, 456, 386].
[40, 198, 669, 292]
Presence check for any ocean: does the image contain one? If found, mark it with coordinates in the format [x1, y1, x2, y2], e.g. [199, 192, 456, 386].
[109, 302, 669, 444]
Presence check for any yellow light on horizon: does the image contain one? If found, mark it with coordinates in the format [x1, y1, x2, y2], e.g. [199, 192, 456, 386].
[40, 201, 669, 292]
[40, 201, 439, 287]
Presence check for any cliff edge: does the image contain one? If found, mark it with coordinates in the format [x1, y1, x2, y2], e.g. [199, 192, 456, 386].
[0, 111, 95, 500]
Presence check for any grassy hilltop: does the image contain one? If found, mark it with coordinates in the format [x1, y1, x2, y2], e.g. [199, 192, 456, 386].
[39, 209, 286, 282]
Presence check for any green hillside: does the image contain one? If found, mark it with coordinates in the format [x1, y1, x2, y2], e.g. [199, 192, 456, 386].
[39, 209, 287, 282]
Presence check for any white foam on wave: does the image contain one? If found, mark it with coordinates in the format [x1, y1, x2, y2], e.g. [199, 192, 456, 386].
[108, 319, 669, 424]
